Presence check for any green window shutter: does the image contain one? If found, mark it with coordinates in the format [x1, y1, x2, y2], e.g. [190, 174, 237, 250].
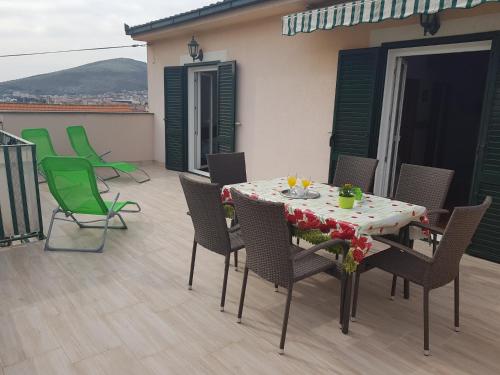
[164, 66, 187, 171]
[216, 61, 237, 153]
[328, 48, 385, 183]
[469, 37, 500, 263]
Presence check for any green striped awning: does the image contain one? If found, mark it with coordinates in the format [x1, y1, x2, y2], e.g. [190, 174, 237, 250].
[282, 0, 500, 36]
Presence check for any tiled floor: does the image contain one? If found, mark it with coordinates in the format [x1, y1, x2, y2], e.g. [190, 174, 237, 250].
[1, 163, 499, 374]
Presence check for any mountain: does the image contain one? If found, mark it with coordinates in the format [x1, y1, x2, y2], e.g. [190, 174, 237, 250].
[0, 58, 147, 96]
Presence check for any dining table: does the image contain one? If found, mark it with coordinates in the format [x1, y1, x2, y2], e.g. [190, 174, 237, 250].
[222, 177, 428, 334]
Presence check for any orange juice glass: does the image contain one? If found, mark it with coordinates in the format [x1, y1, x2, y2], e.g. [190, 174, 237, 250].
[287, 175, 297, 189]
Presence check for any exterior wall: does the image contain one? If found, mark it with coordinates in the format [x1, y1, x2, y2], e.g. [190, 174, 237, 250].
[0, 112, 154, 162]
[146, 2, 500, 181]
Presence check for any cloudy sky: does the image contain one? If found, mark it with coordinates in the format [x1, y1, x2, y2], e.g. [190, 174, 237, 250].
[0, 0, 213, 82]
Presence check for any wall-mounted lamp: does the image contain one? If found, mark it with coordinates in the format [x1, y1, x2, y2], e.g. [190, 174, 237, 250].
[188, 36, 204, 62]
[420, 14, 440, 36]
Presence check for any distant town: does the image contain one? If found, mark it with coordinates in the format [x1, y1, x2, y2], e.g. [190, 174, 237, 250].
[0, 90, 148, 111]
[0, 58, 148, 111]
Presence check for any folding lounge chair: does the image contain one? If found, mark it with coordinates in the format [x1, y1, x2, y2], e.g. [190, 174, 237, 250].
[21, 128, 111, 193]
[66, 125, 150, 183]
[41, 156, 140, 252]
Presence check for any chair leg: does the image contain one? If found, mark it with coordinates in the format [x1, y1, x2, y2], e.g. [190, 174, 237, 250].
[351, 271, 361, 321]
[188, 240, 197, 290]
[274, 283, 279, 292]
[454, 274, 460, 332]
[237, 267, 249, 323]
[234, 250, 239, 271]
[279, 284, 294, 354]
[424, 288, 430, 356]
[220, 254, 230, 312]
[44, 208, 111, 253]
[391, 275, 397, 300]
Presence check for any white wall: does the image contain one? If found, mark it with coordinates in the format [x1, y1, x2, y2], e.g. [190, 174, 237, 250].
[1, 112, 154, 162]
[144, 2, 500, 181]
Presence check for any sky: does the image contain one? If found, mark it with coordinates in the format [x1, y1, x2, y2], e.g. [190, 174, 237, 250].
[0, 0, 213, 82]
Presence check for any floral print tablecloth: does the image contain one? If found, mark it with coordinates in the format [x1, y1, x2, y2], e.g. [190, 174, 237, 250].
[223, 178, 428, 268]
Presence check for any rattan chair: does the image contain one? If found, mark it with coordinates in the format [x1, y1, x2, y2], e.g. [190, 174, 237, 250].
[351, 164, 455, 320]
[390, 164, 454, 298]
[332, 155, 379, 192]
[231, 188, 348, 354]
[207, 152, 247, 269]
[207, 152, 247, 187]
[179, 174, 245, 312]
[366, 196, 491, 355]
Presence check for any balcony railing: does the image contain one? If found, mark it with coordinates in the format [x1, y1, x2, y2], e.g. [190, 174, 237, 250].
[0, 130, 44, 246]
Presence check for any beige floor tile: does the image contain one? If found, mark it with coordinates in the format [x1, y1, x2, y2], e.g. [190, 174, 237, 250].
[11, 305, 59, 359]
[104, 303, 180, 358]
[74, 347, 153, 375]
[46, 305, 121, 363]
[4, 349, 76, 375]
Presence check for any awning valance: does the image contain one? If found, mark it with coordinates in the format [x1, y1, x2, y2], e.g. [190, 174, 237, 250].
[282, 0, 499, 36]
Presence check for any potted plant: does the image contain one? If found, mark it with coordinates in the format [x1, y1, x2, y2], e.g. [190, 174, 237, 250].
[338, 183, 355, 209]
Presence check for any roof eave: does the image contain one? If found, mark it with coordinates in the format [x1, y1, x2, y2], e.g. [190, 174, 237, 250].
[125, 0, 273, 37]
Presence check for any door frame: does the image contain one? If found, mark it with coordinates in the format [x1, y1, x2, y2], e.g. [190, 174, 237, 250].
[374, 40, 492, 196]
[187, 64, 218, 176]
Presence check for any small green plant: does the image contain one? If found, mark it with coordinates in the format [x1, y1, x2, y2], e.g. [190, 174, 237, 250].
[339, 183, 354, 198]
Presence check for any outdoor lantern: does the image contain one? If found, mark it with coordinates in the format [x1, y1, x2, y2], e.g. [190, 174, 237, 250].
[188, 36, 203, 62]
[420, 14, 440, 36]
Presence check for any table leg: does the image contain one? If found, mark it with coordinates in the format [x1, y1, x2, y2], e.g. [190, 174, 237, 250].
[402, 226, 411, 300]
[341, 273, 353, 334]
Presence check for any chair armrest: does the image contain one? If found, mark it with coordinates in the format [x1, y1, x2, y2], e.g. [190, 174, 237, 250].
[372, 235, 433, 263]
[228, 224, 240, 233]
[409, 221, 444, 235]
[107, 193, 121, 215]
[427, 208, 449, 216]
[293, 239, 349, 261]
[99, 150, 112, 159]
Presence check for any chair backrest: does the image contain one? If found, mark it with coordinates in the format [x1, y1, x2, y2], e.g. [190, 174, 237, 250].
[21, 128, 58, 163]
[41, 156, 108, 215]
[431, 196, 491, 288]
[395, 164, 454, 225]
[207, 152, 247, 187]
[332, 155, 379, 192]
[179, 174, 231, 255]
[231, 188, 294, 287]
[66, 126, 101, 164]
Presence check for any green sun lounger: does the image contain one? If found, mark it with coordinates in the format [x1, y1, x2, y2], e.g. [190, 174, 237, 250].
[66, 125, 150, 183]
[21, 128, 111, 193]
[41, 156, 140, 252]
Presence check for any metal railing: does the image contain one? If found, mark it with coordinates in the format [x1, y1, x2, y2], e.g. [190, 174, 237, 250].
[0, 130, 44, 246]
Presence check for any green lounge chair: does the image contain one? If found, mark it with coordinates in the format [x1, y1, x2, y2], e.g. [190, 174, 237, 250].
[66, 125, 150, 183]
[41, 156, 140, 252]
[21, 128, 110, 193]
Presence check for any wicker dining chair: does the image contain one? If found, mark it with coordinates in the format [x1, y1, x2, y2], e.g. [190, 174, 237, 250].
[208, 152, 247, 269]
[332, 155, 379, 192]
[179, 174, 245, 312]
[231, 188, 348, 354]
[207, 152, 247, 187]
[365, 196, 491, 355]
[389, 164, 454, 298]
[350, 164, 455, 321]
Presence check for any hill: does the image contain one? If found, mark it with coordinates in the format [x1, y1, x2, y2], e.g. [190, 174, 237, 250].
[0, 58, 147, 96]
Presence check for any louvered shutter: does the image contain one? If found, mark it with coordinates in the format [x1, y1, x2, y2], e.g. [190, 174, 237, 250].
[469, 37, 500, 263]
[164, 66, 187, 171]
[216, 61, 237, 153]
[328, 48, 385, 183]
